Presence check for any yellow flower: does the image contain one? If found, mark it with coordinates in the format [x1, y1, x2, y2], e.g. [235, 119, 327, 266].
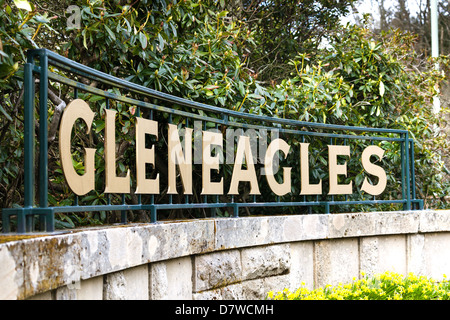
[267, 271, 450, 300]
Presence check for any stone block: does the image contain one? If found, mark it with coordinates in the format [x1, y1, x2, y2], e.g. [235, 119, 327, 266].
[241, 244, 290, 281]
[149, 257, 192, 300]
[55, 276, 103, 300]
[193, 283, 245, 300]
[79, 220, 215, 279]
[192, 288, 223, 300]
[327, 211, 419, 239]
[423, 233, 450, 280]
[104, 265, 149, 300]
[0, 233, 83, 300]
[214, 216, 286, 250]
[289, 241, 314, 290]
[407, 234, 426, 276]
[142, 220, 215, 262]
[359, 235, 407, 278]
[314, 238, 359, 288]
[419, 210, 450, 233]
[21, 233, 82, 298]
[26, 290, 53, 300]
[77, 276, 104, 300]
[297, 214, 329, 240]
[373, 211, 420, 235]
[193, 250, 241, 292]
[241, 275, 290, 300]
[0, 242, 22, 300]
[81, 226, 146, 277]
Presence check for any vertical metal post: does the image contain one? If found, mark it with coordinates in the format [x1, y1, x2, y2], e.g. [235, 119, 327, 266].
[401, 137, 405, 208]
[22, 55, 35, 233]
[150, 206, 157, 223]
[23, 63, 35, 209]
[74, 88, 79, 207]
[232, 203, 239, 218]
[39, 52, 49, 208]
[38, 51, 54, 231]
[409, 140, 417, 209]
[2, 210, 11, 233]
[150, 195, 157, 223]
[121, 194, 127, 224]
[403, 132, 411, 210]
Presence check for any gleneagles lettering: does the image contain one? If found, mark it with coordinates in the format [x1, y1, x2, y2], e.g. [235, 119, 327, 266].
[59, 99, 387, 197]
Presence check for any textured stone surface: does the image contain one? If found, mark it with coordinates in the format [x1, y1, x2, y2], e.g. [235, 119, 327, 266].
[104, 271, 126, 300]
[214, 217, 282, 249]
[193, 275, 291, 300]
[327, 211, 420, 239]
[241, 244, 290, 281]
[314, 238, 359, 288]
[422, 233, 450, 280]
[407, 234, 426, 276]
[289, 241, 314, 290]
[80, 220, 215, 279]
[193, 283, 245, 300]
[54, 276, 103, 300]
[359, 235, 407, 277]
[419, 210, 450, 232]
[241, 275, 291, 300]
[0, 243, 21, 300]
[26, 290, 53, 300]
[150, 257, 192, 299]
[20, 233, 81, 299]
[2, 210, 450, 300]
[104, 265, 148, 300]
[194, 250, 242, 292]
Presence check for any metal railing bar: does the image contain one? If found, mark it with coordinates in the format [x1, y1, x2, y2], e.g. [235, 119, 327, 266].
[404, 132, 411, 210]
[48, 71, 405, 142]
[34, 49, 407, 135]
[232, 199, 409, 207]
[23, 63, 35, 209]
[11, 197, 410, 215]
[3, 48, 422, 234]
[38, 52, 49, 209]
[48, 71, 227, 124]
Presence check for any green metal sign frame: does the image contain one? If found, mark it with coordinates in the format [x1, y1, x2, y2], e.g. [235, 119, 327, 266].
[1, 49, 423, 233]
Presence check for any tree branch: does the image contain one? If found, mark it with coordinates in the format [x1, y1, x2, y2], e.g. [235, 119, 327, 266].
[47, 86, 67, 143]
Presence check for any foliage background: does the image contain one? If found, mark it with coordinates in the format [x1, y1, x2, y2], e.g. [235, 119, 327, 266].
[0, 0, 449, 229]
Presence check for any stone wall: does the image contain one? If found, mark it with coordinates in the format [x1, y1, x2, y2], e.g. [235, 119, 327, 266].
[2, 210, 450, 300]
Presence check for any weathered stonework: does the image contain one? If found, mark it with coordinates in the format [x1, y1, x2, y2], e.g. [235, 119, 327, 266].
[150, 256, 192, 299]
[314, 238, 359, 287]
[194, 250, 242, 292]
[104, 265, 149, 300]
[241, 244, 290, 280]
[360, 235, 407, 277]
[1, 210, 450, 300]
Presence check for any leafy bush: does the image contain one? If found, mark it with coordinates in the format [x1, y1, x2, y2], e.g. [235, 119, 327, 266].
[168, 17, 450, 213]
[267, 271, 450, 300]
[243, 22, 450, 211]
[1, 0, 450, 229]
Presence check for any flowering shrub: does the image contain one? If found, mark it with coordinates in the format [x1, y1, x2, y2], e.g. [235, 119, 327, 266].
[267, 272, 450, 300]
